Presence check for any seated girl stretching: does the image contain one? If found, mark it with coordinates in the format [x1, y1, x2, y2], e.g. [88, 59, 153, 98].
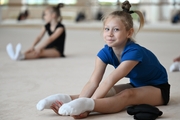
[36, 1, 170, 119]
[6, 3, 66, 60]
[170, 55, 180, 72]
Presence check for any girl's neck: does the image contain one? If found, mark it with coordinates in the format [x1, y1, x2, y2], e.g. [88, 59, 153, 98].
[112, 47, 124, 57]
[50, 19, 58, 32]
[113, 40, 129, 54]
[50, 19, 58, 26]
[112, 39, 130, 61]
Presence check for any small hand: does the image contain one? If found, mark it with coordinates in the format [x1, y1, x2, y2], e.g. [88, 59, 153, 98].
[72, 112, 90, 119]
[25, 46, 34, 54]
[34, 48, 42, 55]
[173, 56, 180, 62]
[51, 101, 63, 115]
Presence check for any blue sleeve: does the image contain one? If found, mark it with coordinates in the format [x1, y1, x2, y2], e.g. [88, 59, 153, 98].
[97, 48, 109, 64]
[121, 47, 143, 62]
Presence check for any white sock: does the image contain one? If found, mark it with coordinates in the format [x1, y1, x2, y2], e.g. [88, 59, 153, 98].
[14, 43, 24, 60]
[59, 98, 94, 115]
[6, 43, 15, 60]
[169, 62, 180, 72]
[36, 94, 72, 111]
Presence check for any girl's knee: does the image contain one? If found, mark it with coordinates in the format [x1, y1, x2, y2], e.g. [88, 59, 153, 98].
[118, 89, 135, 99]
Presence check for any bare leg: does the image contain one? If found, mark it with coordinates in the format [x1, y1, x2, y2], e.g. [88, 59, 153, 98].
[60, 86, 163, 117]
[69, 84, 133, 118]
[24, 48, 60, 60]
[93, 86, 163, 113]
[114, 83, 133, 93]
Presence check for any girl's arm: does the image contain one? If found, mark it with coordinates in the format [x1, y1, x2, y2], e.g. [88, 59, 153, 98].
[79, 57, 107, 98]
[91, 60, 139, 99]
[36, 27, 64, 52]
[25, 27, 46, 53]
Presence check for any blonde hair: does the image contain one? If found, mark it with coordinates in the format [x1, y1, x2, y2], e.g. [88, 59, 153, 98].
[102, 0, 144, 40]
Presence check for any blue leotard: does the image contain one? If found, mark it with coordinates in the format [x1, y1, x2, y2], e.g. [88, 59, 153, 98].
[97, 40, 168, 87]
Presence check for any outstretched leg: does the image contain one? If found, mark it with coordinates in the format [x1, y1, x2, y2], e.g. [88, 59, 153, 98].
[94, 86, 163, 113]
[59, 86, 163, 116]
[25, 48, 60, 60]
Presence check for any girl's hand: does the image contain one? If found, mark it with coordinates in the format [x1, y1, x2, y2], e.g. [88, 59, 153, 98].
[173, 56, 180, 62]
[72, 112, 90, 119]
[25, 46, 34, 53]
[51, 101, 63, 115]
[35, 48, 42, 55]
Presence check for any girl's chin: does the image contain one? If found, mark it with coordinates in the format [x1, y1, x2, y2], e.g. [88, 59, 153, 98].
[106, 44, 114, 47]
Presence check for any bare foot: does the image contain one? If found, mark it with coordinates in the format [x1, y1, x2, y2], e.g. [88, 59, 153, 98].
[51, 101, 63, 115]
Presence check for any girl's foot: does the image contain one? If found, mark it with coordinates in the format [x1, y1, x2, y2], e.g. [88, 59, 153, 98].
[36, 94, 72, 111]
[59, 98, 94, 116]
[14, 43, 24, 60]
[170, 62, 180, 72]
[6, 43, 15, 60]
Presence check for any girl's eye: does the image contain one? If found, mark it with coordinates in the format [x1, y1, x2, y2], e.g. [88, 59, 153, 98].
[104, 28, 109, 31]
[114, 28, 119, 31]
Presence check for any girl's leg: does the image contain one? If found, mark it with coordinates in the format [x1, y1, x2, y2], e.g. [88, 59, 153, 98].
[105, 83, 133, 97]
[72, 83, 134, 119]
[114, 83, 133, 93]
[25, 48, 60, 60]
[94, 86, 163, 113]
[49, 84, 134, 116]
[59, 86, 163, 116]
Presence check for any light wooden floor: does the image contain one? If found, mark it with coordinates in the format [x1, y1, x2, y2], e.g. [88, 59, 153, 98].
[0, 23, 180, 120]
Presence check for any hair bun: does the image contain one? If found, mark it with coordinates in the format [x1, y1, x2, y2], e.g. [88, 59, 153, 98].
[122, 1, 131, 12]
[57, 3, 64, 9]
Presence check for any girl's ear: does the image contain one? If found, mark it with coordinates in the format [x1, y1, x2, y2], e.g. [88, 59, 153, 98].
[127, 28, 134, 38]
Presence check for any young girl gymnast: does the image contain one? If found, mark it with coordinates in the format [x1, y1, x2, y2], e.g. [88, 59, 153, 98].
[6, 3, 66, 60]
[36, 0, 170, 119]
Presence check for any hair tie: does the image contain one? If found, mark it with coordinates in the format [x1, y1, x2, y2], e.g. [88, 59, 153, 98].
[129, 11, 134, 14]
[123, 9, 134, 14]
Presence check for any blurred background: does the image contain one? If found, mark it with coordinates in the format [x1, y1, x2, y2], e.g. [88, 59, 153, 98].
[0, 0, 180, 25]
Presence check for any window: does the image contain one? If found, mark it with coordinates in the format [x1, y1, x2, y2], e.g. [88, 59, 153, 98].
[0, 0, 9, 5]
[98, 0, 140, 5]
[22, 0, 77, 5]
[47, 0, 77, 5]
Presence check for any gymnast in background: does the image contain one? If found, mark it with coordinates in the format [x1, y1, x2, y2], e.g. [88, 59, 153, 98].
[170, 55, 180, 72]
[6, 3, 66, 60]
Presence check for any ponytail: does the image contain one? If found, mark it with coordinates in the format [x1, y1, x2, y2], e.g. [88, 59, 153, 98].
[55, 3, 64, 22]
[133, 10, 144, 32]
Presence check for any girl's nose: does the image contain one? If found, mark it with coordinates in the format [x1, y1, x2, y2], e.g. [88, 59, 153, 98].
[108, 30, 113, 37]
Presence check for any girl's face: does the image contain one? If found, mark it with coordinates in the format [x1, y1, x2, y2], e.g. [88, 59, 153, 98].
[43, 9, 53, 23]
[103, 16, 133, 48]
